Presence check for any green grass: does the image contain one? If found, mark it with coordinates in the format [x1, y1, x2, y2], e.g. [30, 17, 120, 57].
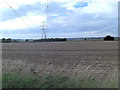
[2, 72, 118, 88]
[0, 72, 2, 90]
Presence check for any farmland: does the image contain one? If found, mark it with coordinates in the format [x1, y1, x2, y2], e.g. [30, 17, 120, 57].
[2, 40, 118, 88]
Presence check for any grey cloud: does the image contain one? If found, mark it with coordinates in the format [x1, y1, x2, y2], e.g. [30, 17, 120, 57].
[1, 1, 118, 38]
[1, 2, 45, 21]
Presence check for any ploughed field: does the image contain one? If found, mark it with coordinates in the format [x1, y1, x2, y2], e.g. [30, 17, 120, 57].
[2, 41, 118, 81]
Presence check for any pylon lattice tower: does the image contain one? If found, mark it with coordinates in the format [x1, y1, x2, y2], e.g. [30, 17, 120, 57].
[41, 21, 47, 39]
[40, 0, 50, 39]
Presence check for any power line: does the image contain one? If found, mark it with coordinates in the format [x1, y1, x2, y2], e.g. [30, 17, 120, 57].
[3, 0, 34, 30]
[14, 0, 36, 26]
[13, 0, 37, 26]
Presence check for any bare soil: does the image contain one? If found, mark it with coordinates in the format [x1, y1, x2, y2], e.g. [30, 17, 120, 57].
[2, 41, 118, 82]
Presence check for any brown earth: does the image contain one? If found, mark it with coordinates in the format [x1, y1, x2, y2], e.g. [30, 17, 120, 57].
[2, 41, 118, 81]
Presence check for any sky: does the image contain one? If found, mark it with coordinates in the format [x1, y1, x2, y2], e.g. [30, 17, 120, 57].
[0, 0, 119, 39]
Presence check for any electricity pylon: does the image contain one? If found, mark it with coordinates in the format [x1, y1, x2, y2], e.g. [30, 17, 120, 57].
[41, 21, 47, 39]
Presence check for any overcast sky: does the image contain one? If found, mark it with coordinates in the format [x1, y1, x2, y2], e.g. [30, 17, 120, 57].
[0, 0, 119, 39]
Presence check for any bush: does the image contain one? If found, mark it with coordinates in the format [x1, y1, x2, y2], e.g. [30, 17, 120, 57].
[26, 39, 29, 42]
[104, 35, 114, 41]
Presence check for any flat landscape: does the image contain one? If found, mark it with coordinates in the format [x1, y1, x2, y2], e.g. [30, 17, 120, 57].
[2, 40, 118, 88]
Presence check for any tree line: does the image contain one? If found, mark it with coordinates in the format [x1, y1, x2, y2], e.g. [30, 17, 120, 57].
[1, 38, 67, 43]
[1, 35, 115, 43]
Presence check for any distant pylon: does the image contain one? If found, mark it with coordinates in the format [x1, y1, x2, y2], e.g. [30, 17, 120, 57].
[41, 21, 47, 39]
[41, 0, 49, 39]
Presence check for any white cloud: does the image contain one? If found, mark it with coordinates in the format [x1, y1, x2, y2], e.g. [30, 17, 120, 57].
[0, 14, 47, 31]
[81, 0, 117, 13]
[0, 18, 27, 30]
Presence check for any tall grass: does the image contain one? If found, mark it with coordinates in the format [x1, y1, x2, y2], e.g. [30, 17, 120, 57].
[2, 72, 118, 88]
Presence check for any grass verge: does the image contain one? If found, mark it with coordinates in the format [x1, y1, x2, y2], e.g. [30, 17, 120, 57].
[2, 72, 118, 88]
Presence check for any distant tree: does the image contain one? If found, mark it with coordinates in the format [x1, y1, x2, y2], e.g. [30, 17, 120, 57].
[104, 35, 114, 41]
[84, 38, 86, 40]
[2, 38, 12, 43]
[2, 38, 6, 43]
[26, 39, 29, 42]
[6, 38, 12, 43]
